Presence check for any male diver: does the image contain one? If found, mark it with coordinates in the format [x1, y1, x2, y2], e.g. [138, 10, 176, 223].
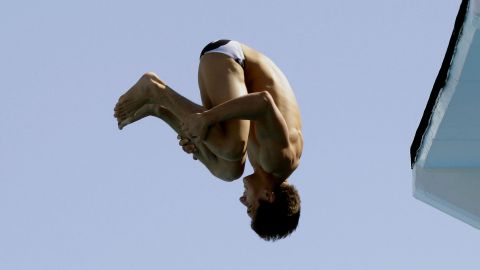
[114, 40, 303, 240]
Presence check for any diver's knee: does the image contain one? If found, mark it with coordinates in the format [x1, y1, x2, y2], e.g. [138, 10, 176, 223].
[215, 162, 244, 182]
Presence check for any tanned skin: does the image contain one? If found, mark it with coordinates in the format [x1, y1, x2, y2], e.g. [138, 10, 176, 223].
[114, 42, 303, 216]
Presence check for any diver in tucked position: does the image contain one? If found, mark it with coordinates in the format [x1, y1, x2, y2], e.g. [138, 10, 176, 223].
[114, 40, 303, 241]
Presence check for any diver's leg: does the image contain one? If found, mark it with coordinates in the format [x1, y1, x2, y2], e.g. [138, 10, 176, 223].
[115, 55, 249, 161]
[114, 71, 247, 180]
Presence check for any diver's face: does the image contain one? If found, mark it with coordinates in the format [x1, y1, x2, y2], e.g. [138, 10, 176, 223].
[239, 173, 265, 218]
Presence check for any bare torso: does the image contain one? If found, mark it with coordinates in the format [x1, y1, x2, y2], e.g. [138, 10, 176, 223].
[114, 41, 303, 182]
[241, 44, 303, 179]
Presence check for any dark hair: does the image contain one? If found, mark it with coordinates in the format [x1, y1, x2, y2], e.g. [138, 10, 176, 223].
[251, 183, 301, 241]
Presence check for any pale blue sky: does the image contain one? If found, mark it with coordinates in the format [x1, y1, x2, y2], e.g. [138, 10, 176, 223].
[1, 0, 479, 269]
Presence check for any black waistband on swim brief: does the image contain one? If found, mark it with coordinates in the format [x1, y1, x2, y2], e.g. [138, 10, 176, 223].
[200, 39, 232, 57]
[199, 39, 245, 68]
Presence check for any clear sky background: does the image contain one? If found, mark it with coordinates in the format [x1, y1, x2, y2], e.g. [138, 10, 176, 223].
[1, 0, 479, 269]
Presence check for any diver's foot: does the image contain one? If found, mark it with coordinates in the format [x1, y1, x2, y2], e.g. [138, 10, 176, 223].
[114, 72, 167, 128]
[116, 103, 157, 129]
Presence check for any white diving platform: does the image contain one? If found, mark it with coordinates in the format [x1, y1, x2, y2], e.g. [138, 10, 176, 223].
[411, 0, 480, 229]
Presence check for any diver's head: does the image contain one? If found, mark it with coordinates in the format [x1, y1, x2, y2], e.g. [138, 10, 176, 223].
[239, 171, 301, 241]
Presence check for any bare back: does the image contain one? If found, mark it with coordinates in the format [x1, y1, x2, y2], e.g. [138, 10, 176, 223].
[241, 44, 303, 178]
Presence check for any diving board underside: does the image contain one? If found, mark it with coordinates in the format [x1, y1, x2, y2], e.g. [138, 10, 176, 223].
[412, 0, 480, 229]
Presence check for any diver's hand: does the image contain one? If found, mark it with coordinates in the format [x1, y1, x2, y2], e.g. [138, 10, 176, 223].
[181, 112, 210, 142]
[177, 134, 198, 160]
